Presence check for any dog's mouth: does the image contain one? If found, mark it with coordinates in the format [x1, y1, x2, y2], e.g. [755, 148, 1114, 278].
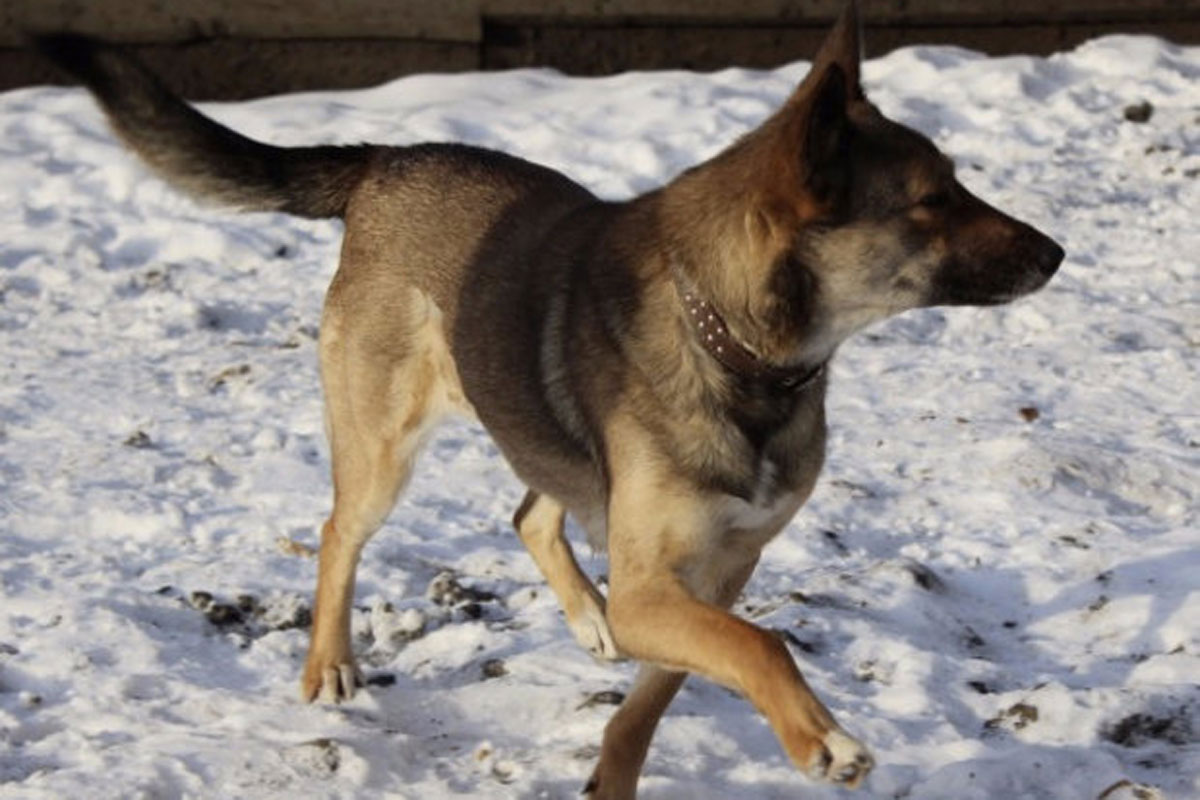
[1003, 264, 1060, 302]
[929, 273, 1049, 307]
[930, 237, 1064, 307]
[979, 268, 1059, 306]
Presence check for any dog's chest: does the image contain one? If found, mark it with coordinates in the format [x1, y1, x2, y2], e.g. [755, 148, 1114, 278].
[717, 456, 803, 536]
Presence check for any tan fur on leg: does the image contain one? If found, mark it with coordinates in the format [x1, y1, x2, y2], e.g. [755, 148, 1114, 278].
[583, 666, 686, 800]
[599, 415, 873, 789]
[302, 282, 468, 703]
[513, 491, 619, 660]
[584, 558, 758, 799]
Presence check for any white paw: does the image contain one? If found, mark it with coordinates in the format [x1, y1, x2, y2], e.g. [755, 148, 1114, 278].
[567, 593, 621, 661]
[302, 661, 363, 704]
[808, 728, 873, 789]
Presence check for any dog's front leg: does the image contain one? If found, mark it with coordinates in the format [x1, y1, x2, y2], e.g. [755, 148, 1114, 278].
[606, 568, 871, 789]
[585, 556, 757, 799]
[584, 665, 686, 800]
[601, 431, 873, 792]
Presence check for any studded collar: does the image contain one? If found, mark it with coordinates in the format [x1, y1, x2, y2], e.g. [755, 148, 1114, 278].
[675, 274, 827, 392]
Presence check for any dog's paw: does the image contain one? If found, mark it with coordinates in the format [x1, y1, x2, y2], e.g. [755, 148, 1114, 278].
[806, 728, 873, 789]
[580, 769, 636, 800]
[300, 658, 364, 704]
[567, 592, 621, 661]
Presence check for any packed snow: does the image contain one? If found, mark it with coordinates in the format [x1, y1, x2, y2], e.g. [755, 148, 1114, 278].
[1, 34, 1197, 800]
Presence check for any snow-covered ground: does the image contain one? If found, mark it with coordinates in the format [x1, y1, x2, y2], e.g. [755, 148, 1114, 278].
[1, 34, 1197, 800]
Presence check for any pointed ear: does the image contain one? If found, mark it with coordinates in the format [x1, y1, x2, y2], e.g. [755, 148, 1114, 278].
[806, 63, 848, 156]
[810, 0, 864, 100]
[801, 63, 850, 196]
[771, 0, 862, 162]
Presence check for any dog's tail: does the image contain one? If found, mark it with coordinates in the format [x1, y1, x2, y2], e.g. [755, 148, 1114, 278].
[34, 34, 371, 219]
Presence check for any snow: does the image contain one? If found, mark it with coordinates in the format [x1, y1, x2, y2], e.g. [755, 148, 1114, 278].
[1, 35, 1198, 800]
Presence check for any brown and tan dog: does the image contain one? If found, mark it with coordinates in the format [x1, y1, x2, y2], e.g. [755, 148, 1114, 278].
[38, 2, 1063, 795]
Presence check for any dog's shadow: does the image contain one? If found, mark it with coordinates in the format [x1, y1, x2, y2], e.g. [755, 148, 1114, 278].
[339, 662, 835, 799]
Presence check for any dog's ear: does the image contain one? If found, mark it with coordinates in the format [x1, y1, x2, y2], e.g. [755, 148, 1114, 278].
[804, 64, 850, 168]
[743, 2, 863, 219]
[810, 0, 864, 100]
[772, 62, 850, 204]
[780, 2, 863, 198]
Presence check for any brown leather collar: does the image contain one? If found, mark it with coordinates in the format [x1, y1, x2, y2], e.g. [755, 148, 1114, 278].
[676, 277, 826, 392]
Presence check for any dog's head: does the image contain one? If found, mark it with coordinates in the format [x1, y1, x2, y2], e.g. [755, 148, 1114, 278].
[664, 0, 1064, 364]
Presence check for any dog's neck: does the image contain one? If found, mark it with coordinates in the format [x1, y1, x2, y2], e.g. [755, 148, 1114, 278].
[673, 273, 826, 393]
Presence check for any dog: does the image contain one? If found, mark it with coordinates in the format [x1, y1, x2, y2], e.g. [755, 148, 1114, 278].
[37, 2, 1063, 796]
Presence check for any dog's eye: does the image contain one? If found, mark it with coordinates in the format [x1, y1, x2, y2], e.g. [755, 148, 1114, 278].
[915, 191, 951, 209]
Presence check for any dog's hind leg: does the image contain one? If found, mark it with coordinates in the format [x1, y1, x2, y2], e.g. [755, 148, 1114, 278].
[513, 490, 619, 660]
[301, 282, 460, 703]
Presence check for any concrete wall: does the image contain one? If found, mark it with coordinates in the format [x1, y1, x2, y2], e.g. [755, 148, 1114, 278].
[3, 0, 1197, 98]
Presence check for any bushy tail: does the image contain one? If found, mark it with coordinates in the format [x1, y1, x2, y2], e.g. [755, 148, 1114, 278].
[35, 34, 371, 219]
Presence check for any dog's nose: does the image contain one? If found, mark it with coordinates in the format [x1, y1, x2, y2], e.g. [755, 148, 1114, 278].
[1036, 240, 1065, 277]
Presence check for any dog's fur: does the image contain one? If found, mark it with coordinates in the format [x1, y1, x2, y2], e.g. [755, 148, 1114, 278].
[38, 3, 1063, 795]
